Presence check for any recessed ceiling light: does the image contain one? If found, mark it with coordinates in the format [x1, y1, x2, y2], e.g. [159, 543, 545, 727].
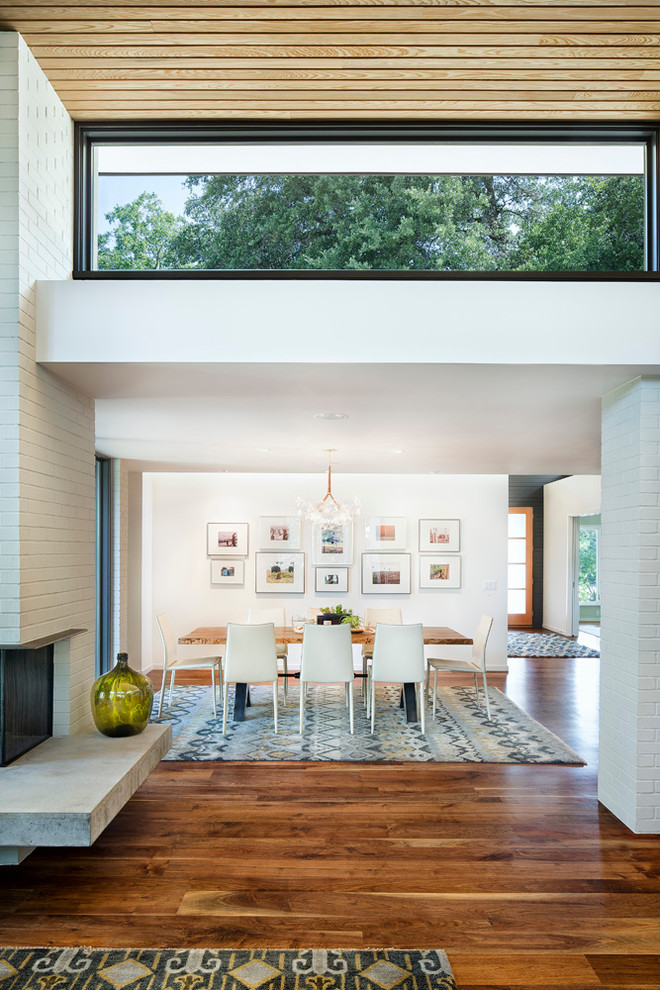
[257, 447, 271, 452]
[313, 412, 348, 421]
[390, 449, 405, 454]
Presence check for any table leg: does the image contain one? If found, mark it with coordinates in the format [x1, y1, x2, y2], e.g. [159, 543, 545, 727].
[234, 683, 250, 721]
[403, 682, 418, 722]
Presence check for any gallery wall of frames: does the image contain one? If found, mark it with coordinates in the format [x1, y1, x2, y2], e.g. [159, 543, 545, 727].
[141, 472, 509, 668]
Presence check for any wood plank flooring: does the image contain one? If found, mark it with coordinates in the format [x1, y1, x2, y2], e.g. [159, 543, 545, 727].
[2, 657, 659, 989]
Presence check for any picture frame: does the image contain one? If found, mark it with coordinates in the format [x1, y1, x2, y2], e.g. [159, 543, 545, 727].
[258, 515, 302, 550]
[210, 559, 245, 586]
[364, 515, 407, 551]
[312, 521, 353, 566]
[418, 518, 460, 553]
[315, 566, 349, 593]
[207, 522, 248, 557]
[419, 555, 461, 589]
[361, 553, 411, 595]
[255, 552, 305, 594]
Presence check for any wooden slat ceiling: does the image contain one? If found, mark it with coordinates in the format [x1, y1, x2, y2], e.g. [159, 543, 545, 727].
[1, 1, 660, 121]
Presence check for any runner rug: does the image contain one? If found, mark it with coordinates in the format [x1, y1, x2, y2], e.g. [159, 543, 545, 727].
[0, 948, 458, 990]
[508, 631, 599, 658]
[151, 683, 584, 764]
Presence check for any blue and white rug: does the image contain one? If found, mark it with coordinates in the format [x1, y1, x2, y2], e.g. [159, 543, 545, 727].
[151, 683, 584, 765]
[508, 632, 599, 658]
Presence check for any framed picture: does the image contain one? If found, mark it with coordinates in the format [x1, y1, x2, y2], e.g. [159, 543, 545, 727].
[419, 518, 460, 553]
[364, 516, 407, 551]
[312, 521, 353, 566]
[361, 553, 411, 595]
[210, 559, 245, 586]
[419, 555, 461, 589]
[259, 515, 302, 550]
[315, 566, 349, 593]
[255, 552, 305, 594]
[207, 522, 248, 557]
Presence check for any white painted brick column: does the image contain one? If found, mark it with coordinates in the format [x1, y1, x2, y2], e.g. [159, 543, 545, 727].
[0, 33, 96, 734]
[600, 376, 660, 833]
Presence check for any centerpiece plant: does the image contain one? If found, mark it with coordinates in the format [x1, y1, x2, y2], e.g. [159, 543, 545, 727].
[319, 605, 364, 629]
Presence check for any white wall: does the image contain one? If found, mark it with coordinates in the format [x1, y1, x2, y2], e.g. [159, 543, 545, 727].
[0, 33, 96, 734]
[141, 472, 508, 672]
[543, 475, 601, 636]
[38, 278, 660, 366]
[599, 377, 660, 833]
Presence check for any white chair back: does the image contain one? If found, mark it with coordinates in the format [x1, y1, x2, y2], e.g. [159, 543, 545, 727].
[300, 623, 354, 684]
[472, 615, 493, 669]
[248, 607, 286, 630]
[224, 622, 278, 683]
[156, 612, 176, 668]
[372, 623, 425, 684]
[364, 607, 402, 628]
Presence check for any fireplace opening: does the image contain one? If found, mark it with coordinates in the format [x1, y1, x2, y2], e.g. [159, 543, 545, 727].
[0, 644, 54, 766]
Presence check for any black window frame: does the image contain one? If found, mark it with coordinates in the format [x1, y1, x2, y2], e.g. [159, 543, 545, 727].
[75, 120, 660, 281]
[95, 453, 112, 676]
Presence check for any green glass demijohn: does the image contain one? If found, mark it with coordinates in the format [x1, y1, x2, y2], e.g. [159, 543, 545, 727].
[91, 652, 154, 737]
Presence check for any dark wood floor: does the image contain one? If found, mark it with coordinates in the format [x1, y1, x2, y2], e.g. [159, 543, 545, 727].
[2, 657, 660, 989]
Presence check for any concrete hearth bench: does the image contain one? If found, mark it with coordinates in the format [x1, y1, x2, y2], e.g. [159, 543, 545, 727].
[0, 723, 171, 865]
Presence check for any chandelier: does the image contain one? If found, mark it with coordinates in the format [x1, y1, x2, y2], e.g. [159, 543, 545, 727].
[297, 449, 360, 526]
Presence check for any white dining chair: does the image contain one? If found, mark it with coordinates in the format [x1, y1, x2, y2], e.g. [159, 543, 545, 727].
[299, 622, 355, 734]
[427, 615, 494, 719]
[361, 608, 402, 700]
[222, 622, 279, 734]
[248, 607, 289, 703]
[155, 612, 223, 718]
[368, 623, 426, 734]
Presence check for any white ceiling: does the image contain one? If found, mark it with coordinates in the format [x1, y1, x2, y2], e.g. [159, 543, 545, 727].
[47, 361, 659, 476]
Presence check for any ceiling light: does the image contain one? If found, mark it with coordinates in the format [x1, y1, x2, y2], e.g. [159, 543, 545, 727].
[390, 449, 405, 454]
[313, 412, 348, 421]
[296, 449, 360, 526]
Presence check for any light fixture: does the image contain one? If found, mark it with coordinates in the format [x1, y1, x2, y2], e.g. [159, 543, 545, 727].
[313, 412, 348, 421]
[297, 449, 360, 525]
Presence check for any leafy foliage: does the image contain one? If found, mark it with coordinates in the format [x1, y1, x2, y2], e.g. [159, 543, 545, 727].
[97, 174, 645, 272]
[579, 528, 599, 603]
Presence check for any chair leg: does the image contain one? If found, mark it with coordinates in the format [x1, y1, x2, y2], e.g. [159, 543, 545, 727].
[370, 679, 376, 734]
[432, 667, 438, 718]
[345, 682, 349, 708]
[299, 679, 305, 733]
[425, 663, 430, 700]
[282, 655, 288, 705]
[418, 682, 425, 734]
[168, 670, 176, 707]
[474, 673, 480, 705]
[210, 666, 218, 717]
[349, 680, 354, 734]
[158, 666, 167, 717]
[273, 679, 278, 733]
[222, 681, 229, 735]
[362, 655, 368, 702]
[482, 671, 491, 719]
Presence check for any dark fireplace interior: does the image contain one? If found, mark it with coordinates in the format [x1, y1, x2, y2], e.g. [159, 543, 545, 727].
[0, 644, 54, 766]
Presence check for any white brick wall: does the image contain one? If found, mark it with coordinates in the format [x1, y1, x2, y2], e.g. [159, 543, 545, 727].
[1, 33, 96, 734]
[600, 377, 660, 833]
[0, 34, 21, 643]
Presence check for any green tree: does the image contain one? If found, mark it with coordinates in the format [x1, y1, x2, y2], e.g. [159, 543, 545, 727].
[96, 173, 645, 272]
[97, 191, 185, 270]
[579, 528, 599, 603]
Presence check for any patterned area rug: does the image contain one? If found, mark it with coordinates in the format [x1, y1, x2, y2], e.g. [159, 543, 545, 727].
[0, 948, 457, 990]
[151, 683, 584, 764]
[508, 632, 600, 658]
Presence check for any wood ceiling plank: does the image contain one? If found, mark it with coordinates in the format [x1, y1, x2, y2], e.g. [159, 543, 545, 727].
[50, 77, 660, 90]
[5, 5, 660, 21]
[4, 0, 660, 7]
[62, 98, 660, 109]
[7, 16, 660, 32]
[24, 42, 660, 56]
[61, 108, 660, 119]
[19, 30, 660, 44]
[40, 65, 660, 80]
[57, 88, 660, 101]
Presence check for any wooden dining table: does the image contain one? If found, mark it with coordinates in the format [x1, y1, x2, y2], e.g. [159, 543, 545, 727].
[179, 625, 472, 723]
